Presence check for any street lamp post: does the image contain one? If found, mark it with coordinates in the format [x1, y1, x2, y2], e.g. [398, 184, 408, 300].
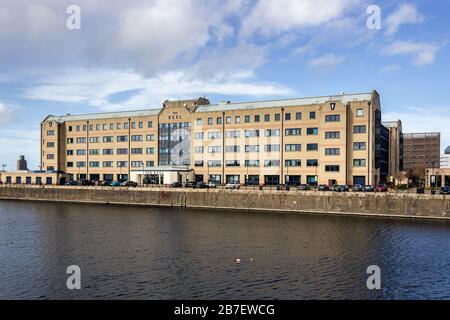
[141, 162, 145, 187]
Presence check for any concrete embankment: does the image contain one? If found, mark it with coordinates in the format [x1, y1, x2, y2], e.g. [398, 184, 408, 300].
[1, 185, 450, 221]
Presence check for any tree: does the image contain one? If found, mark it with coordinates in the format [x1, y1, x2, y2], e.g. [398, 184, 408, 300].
[406, 165, 426, 187]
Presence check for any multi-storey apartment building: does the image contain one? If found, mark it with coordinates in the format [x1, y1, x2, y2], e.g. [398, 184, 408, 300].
[40, 90, 386, 186]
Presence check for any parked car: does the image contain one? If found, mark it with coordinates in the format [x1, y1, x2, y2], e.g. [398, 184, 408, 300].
[78, 179, 94, 186]
[335, 185, 349, 192]
[207, 182, 217, 188]
[298, 184, 311, 191]
[364, 185, 375, 192]
[121, 181, 138, 187]
[195, 181, 209, 189]
[330, 184, 339, 192]
[169, 182, 183, 188]
[318, 184, 330, 191]
[100, 181, 111, 186]
[92, 180, 103, 186]
[375, 184, 388, 192]
[109, 181, 121, 187]
[352, 184, 364, 192]
[416, 187, 425, 194]
[225, 182, 240, 190]
[439, 186, 450, 195]
[184, 181, 197, 188]
[65, 180, 78, 186]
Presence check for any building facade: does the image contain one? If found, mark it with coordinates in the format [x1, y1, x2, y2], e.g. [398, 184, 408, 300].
[0, 171, 69, 185]
[403, 132, 440, 171]
[441, 154, 450, 169]
[40, 91, 386, 186]
[382, 120, 404, 183]
[425, 167, 450, 188]
[16, 155, 28, 171]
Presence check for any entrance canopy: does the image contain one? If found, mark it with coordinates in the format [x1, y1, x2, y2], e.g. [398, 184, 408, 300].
[130, 166, 193, 185]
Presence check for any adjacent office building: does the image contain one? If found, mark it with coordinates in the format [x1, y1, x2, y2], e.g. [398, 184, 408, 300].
[40, 90, 388, 186]
[441, 146, 450, 169]
[403, 132, 440, 171]
[382, 120, 404, 182]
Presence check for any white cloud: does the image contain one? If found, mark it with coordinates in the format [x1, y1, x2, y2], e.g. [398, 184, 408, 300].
[379, 64, 402, 74]
[240, 0, 360, 38]
[0, 103, 15, 125]
[23, 68, 295, 111]
[307, 54, 345, 68]
[385, 4, 424, 36]
[384, 106, 450, 152]
[383, 40, 443, 66]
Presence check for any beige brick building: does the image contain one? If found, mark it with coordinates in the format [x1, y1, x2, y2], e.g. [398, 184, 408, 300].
[382, 120, 404, 183]
[39, 90, 388, 186]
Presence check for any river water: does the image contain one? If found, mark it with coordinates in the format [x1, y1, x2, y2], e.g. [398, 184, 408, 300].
[0, 200, 449, 299]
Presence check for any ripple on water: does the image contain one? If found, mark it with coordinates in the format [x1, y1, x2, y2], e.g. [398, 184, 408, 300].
[0, 201, 450, 299]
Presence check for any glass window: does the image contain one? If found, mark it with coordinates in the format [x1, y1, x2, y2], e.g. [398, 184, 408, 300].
[254, 115, 260, 122]
[285, 113, 291, 121]
[264, 160, 280, 167]
[225, 145, 240, 153]
[208, 132, 222, 139]
[285, 128, 301, 136]
[353, 159, 366, 167]
[285, 159, 301, 167]
[131, 148, 143, 154]
[265, 144, 280, 152]
[264, 114, 270, 122]
[265, 129, 280, 137]
[245, 115, 250, 123]
[296, 112, 302, 120]
[325, 114, 340, 122]
[325, 165, 340, 172]
[275, 113, 281, 121]
[103, 149, 114, 155]
[309, 111, 316, 119]
[285, 144, 301, 152]
[353, 142, 366, 150]
[353, 125, 366, 134]
[306, 143, 318, 151]
[356, 108, 364, 117]
[226, 130, 240, 138]
[325, 148, 340, 155]
[306, 128, 318, 135]
[325, 131, 340, 139]
[208, 146, 222, 153]
[245, 145, 260, 152]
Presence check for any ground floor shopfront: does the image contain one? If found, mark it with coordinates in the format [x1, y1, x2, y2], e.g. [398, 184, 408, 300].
[424, 167, 450, 188]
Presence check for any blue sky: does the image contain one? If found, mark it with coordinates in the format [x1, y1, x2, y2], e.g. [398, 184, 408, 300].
[0, 0, 449, 170]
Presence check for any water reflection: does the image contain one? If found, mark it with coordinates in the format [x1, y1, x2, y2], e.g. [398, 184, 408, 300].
[0, 200, 449, 299]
